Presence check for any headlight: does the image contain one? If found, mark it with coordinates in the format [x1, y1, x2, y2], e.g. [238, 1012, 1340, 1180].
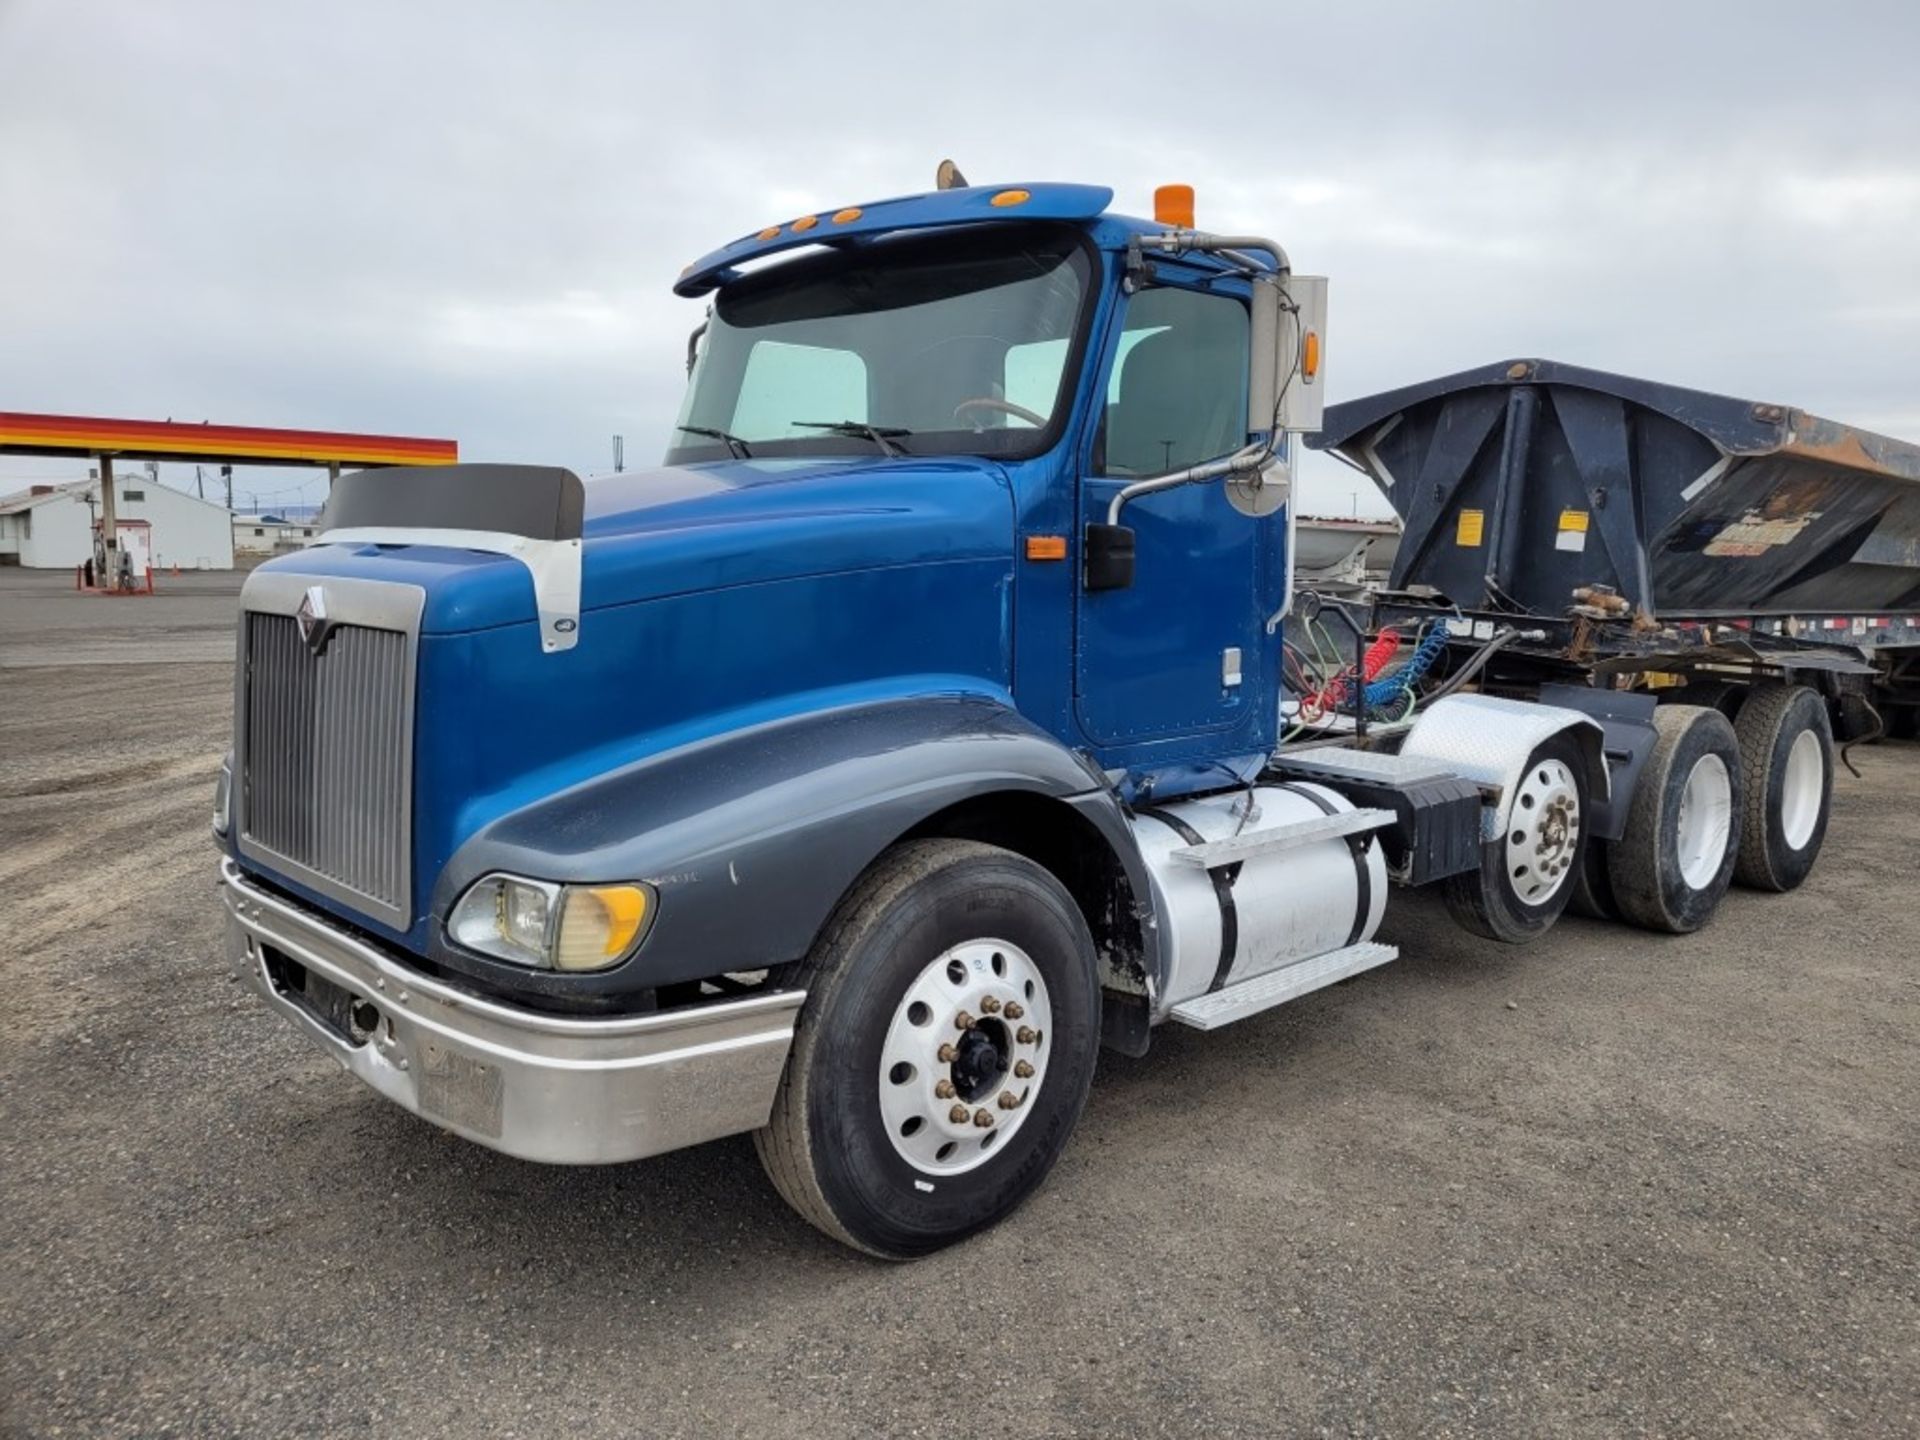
[212, 754, 232, 837]
[447, 874, 654, 972]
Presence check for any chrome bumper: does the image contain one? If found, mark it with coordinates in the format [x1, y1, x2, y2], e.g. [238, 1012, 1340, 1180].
[221, 859, 803, 1164]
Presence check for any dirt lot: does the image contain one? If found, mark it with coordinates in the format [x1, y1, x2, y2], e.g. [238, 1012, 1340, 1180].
[2, 567, 1915, 1438]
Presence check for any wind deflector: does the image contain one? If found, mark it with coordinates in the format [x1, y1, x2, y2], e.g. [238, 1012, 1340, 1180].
[1310, 359, 1920, 621]
[324, 463, 585, 541]
[317, 464, 587, 655]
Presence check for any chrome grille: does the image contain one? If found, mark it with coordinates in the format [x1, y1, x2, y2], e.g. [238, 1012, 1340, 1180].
[239, 609, 414, 926]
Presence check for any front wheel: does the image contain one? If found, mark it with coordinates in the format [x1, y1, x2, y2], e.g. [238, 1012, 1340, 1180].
[755, 839, 1100, 1258]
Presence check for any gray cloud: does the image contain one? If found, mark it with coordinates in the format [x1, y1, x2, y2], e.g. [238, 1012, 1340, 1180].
[4, 0, 1917, 517]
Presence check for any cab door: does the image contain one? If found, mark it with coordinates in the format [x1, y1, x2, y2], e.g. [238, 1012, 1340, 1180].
[1074, 276, 1260, 748]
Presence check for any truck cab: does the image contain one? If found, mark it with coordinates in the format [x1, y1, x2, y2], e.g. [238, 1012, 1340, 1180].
[219, 178, 1648, 1256]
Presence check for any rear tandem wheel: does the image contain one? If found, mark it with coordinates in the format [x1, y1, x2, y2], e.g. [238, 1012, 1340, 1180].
[1606, 704, 1743, 934]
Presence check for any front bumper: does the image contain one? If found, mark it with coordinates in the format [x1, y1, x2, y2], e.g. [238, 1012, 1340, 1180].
[221, 859, 803, 1164]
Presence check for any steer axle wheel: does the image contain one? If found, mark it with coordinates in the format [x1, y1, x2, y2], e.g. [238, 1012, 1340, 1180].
[877, 940, 1051, 1174]
[755, 839, 1099, 1258]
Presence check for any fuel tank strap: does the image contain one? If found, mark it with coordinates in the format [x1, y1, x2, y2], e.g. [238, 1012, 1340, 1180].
[1139, 807, 1240, 993]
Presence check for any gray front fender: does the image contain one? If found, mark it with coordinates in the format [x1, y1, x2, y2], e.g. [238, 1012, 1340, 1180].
[427, 695, 1149, 1002]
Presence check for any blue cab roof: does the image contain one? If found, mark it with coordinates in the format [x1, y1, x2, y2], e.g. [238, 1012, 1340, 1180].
[672, 181, 1117, 298]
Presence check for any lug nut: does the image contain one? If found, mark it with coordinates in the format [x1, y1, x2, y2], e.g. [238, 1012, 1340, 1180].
[1014, 1060, 1035, 1079]
[1003, 1002, 1024, 1020]
[949, 1104, 971, 1124]
[937, 1043, 957, 1063]
[934, 1079, 956, 1099]
[973, 1108, 994, 1128]
[1016, 1026, 1037, 1044]
[997, 1091, 1021, 1110]
[979, 995, 1001, 1014]
[954, 1011, 974, 1030]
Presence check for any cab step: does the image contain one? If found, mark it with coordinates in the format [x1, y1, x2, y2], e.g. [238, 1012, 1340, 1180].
[1169, 808, 1394, 868]
[1167, 941, 1399, 1031]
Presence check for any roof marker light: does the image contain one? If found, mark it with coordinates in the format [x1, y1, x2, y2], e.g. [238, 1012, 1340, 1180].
[832, 207, 863, 224]
[755, 226, 780, 241]
[791, 215, 819, 232]
[1154, 184, 1195, 228]
[990, 189, 1030, 208]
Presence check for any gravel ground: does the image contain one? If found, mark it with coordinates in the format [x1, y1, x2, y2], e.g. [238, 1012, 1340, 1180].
[1, 568, 1915, 1438]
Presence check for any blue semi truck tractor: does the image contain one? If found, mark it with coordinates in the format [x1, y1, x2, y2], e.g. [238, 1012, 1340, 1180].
[217, 175, 1836, 1256]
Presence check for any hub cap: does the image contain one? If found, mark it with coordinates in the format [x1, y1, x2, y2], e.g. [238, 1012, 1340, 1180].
[1779, 727, 1823, 851]
[878, 939, 1052, 1176]
[1676, 752, 1733, 889]
[1507, 758, 1582, 906]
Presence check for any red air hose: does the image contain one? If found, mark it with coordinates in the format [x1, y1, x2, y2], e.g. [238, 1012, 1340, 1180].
[1305, 628, 1400, 720]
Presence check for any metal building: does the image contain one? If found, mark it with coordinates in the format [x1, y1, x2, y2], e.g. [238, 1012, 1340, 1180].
[0, 475, 237, 570]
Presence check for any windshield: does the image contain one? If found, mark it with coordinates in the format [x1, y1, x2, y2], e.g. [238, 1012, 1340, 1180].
[667, 225, 1092, 464]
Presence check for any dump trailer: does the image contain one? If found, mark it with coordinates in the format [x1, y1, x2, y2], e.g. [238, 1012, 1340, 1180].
[218, 179, 1851, 1257]
[1311, 359, 1920, 739]
[1305, 360, 1920, 918]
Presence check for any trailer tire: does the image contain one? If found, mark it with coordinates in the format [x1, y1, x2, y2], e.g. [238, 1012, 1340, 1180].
[1837, 692, 1882, 743]
[1732, 684, 1832, 892]
[1443, 733, 1589, 944]
[754, 838, 1100, 1258]
[1607, 705, 1741, 933]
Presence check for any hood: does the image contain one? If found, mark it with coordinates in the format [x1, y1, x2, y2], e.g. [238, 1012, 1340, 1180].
[264, 454, 1014, 637]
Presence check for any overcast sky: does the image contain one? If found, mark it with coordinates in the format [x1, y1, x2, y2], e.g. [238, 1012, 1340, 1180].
[3, 0, 1917, 518]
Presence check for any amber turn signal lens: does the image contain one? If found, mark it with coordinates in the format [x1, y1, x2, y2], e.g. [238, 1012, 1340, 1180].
[554, 884, 653, 971]
[1302, 330, 1321, 381]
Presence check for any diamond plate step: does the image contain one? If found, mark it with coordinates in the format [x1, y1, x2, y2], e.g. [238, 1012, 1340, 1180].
[1170, 808, 1394, 868]
[1167, 941, 1398, 1031]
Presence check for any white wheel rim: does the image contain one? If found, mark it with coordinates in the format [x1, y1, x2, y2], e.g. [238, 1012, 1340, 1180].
[877, 939, 1053, 1176]
[1675, 753, 1733, 889]
[1506, 758, 1582, 906]
[1779, 727, 1824, 851]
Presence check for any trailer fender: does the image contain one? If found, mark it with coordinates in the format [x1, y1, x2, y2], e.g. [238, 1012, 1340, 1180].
[427, 694, 1155, 1004]
[1400, 694, 1610, 844]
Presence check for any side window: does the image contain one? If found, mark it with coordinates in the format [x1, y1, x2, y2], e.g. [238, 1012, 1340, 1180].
[730, 340, 868, 439]
[1101, 286, 1249, 476]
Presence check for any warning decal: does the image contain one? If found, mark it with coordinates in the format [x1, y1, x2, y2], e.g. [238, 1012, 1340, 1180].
[1556, 509, 1589, 553]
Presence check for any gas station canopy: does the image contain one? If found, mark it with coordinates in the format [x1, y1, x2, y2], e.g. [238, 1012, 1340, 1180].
[0, 411, 457, 469]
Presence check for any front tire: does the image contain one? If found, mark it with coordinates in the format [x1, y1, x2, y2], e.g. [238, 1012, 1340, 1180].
[755, 839, 1100, 1258]
[1608, 705, 1742, 933]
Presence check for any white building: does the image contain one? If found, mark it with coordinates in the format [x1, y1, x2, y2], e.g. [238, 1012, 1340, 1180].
[0, 475, 235, 571]
[232, 513, 320, 557]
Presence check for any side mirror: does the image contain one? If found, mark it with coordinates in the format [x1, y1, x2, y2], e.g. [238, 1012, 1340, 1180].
[1249, 274, 1328, 436]
[1084, 522, 1136, 591]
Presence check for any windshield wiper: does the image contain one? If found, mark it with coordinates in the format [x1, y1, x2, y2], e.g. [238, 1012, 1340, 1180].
[792, 420, 913, 457]
[675, 424, 754, 459]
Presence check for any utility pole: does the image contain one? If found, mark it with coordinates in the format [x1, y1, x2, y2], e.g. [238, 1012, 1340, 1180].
[612, 434, 625, 473]
[195, 465, 205, 500]
[222, 465, 233, 512]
